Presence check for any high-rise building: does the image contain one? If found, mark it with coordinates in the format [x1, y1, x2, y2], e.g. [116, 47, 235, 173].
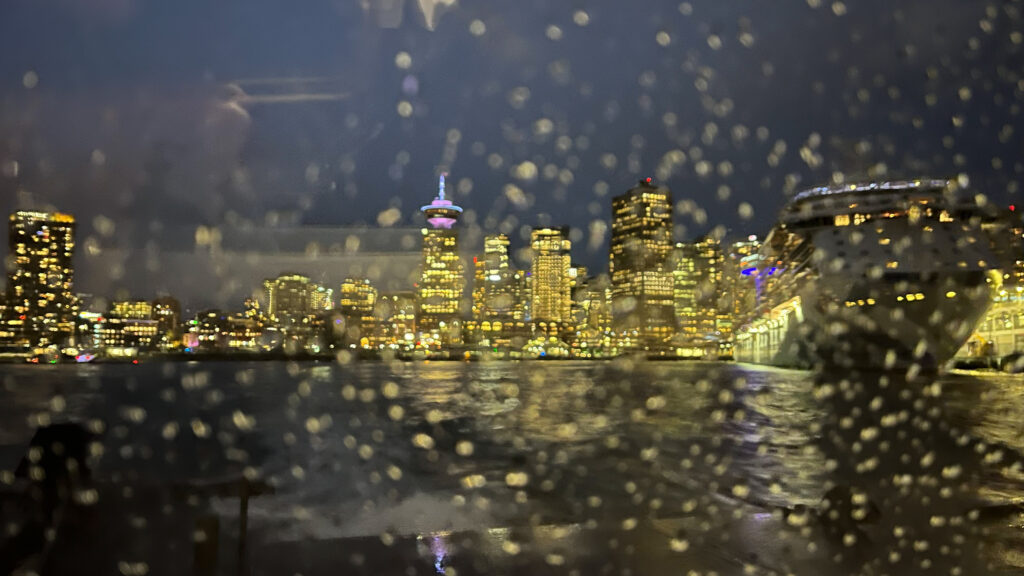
[5, 211, 78, 348]
[339, 277, 378, 347]
[693, 237, 724, 338]
[152, 296, 182, 348]
[721, 236, 761, 342]
[469, 234, 523, 348]
[263, 274, 313, 323]
[672, 237, 726, 354]
[530, 227, 572, 332]
[672, 243, 699, 339]
[609, 179, 675, 350]
[0, 296, 11, 344]
[417, 173, 465, 347]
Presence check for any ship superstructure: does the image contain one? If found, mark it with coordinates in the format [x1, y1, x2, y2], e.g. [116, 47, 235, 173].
[734, 180, 999, 370]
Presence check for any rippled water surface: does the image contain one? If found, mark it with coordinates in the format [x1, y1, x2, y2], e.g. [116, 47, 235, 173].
[2, 361, 1023, 575]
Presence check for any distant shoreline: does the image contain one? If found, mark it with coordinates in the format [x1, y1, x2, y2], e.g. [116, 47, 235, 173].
[0, 351, 727, 365]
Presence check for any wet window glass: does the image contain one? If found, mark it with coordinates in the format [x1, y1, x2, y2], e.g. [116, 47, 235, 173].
[2, 1, 1024, 574]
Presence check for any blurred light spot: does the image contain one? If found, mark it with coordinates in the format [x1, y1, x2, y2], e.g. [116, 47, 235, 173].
[22, 71, 38, 89]
[505, 471, 529, 487]
[572, 10, 589, 26]
[469, 19, 486, 36]
[394, 52, 412, 69]
[377, 207, 402, 227]
[412, 433, 435, 449]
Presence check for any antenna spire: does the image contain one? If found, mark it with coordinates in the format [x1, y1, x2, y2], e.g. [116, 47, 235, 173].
[438, 172, 447, 200]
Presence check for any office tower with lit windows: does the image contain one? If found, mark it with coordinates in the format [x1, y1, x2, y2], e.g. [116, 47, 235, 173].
[417, 173, 465, 347]
[609, 179, 676, 350]
[470, 234, 521, 347]
[721, 237, 762, 341]
[0, 296, 11, 344]
[311, 285, 335, 312]
[5, 211, 78, 348]
[152, 296, 182, 347]
[263, 274, 313, 324]
[111, 299, 153, 320]
[530, 226, 572, 334]
[339, 277, 378, 347]
[672, 242, 699, 339]
[672, 237, 726, 349]
[693, 237, 725, 338]
[583, 277, 613, 345]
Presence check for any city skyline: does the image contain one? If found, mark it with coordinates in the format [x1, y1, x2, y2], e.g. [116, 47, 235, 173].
[0, 175, 765, 313]
[0, 174, 775, 358]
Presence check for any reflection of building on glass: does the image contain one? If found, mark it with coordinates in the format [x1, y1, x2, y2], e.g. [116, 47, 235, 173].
[418, 173, 465, 348]
[3, 211, 78, 350]
[609, 179, 675, 351]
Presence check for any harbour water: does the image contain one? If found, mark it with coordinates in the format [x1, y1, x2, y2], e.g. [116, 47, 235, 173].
[2, 360, 1023, 575]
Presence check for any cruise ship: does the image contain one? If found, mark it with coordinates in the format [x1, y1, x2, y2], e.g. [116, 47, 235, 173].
[733, 180, 1002, 370]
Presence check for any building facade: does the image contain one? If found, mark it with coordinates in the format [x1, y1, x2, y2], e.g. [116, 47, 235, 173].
[338, 277, 378, 347]
[5, 211, 78, 349]
[671, 236, 727, 355]
[530, 226, 572, 334]
[417, 173, 465, 348]
[152, 296, 182, 348]
[609, 179, 675, 350]
[263, 274, 313, 323]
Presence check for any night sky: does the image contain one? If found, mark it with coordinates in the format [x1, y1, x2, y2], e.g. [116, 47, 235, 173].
[1, 0, 1022, 304]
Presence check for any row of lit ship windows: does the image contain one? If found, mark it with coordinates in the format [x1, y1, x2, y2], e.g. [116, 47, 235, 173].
[843, 291, 960, 308]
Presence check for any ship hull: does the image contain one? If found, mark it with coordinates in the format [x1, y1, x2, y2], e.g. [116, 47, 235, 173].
[735, 270, 993, 370]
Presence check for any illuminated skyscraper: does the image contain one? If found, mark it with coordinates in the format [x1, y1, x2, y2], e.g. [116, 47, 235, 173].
[693, 237, 724, 338]
[263, 274, 313, 323]
[477, 235, 515, 318]
[470, 234, 522, 348]
[609, 179, 675, 350]
[671, 237, 726, 354]
[339, 277, 378, 347]
[418, 173, 465, 347]
[721, 236, 761, 342]
[5, 211, 77, 348]
[530, 227, 572, 329]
